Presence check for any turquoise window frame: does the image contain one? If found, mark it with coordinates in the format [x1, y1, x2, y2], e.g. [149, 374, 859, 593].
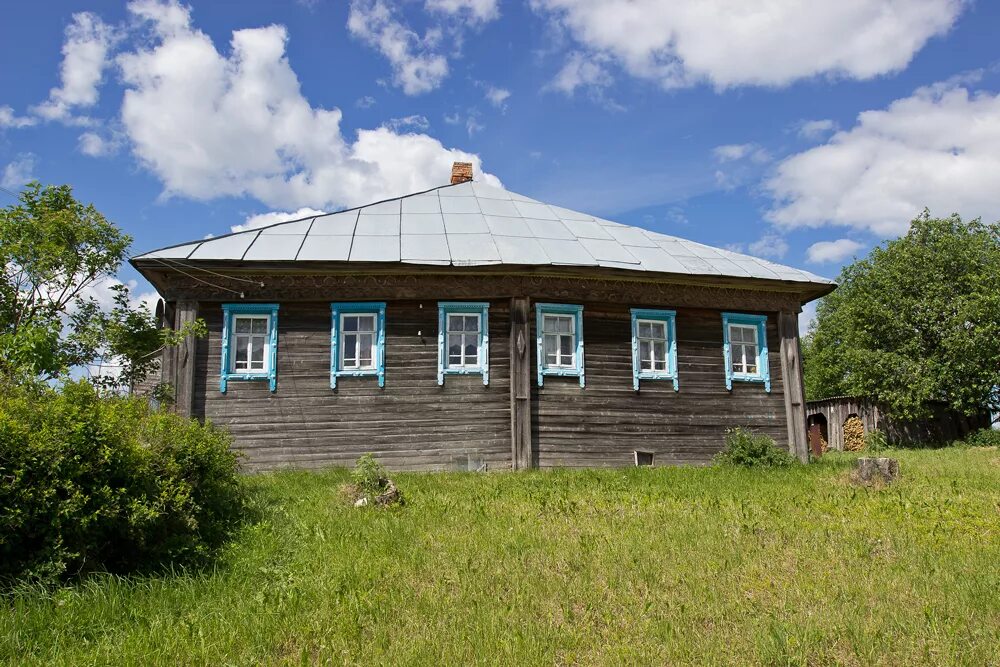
[330, 302, 386, 389]
[536, 303, 585, 388]
[722, 312, 770, 392]
[630, 308, 678, 391]
[220, 303, 279, 393]
[437, 302, 490, 386]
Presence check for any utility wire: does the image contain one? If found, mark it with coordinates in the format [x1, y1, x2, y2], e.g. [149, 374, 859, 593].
[153, 256, 264, 286]
[147, 257, 246, 296]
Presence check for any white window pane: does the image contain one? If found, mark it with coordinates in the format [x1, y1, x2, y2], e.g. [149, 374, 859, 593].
[448, 315, 463, 332]
[358, 316, 375, 333]
[464, 315, 479, 332]
[448, 334, 462, 356]
[640, 340, 652, 369]
[544, 334, 557, 355]
[654, 359, 667, 371]
[235, 319, 251, 333]
[464, 341, 478, 360]
[653, 340, 666, 361]
[250, 338, 265, 363]
[651, 322, 665, 339]
[235, 335, 249, 361]
[344, 316, 358, 332]
[251, 317, 268, 334]
[359, 334, 373, 366]
[542, 315, 557, 334]
[558, 317, 573, 334]
[638, 322, 653, 338]
[559, 335, 573, 357]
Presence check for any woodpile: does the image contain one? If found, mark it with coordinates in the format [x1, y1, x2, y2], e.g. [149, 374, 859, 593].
[843, 415, 866, 451]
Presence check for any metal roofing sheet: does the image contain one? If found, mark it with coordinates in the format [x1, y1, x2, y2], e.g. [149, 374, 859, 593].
[349, 235, 400, 262]
[296, 234, 352, 261]
[401, 234, 450, 262]
[187, 232, 257, 260]
[243, 234, 304, 261]
[134, 180, 834, 289]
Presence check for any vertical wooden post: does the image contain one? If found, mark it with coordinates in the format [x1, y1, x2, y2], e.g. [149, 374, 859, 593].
[159, 300, 177, 403]
[174, 300, 199, 418]
[779, 310, 808, 463]
[510, 296, 533, 469]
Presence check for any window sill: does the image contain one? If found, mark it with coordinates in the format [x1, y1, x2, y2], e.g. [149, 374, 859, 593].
[220, 372, 275, 393]
[634, 373, 679, 391]
[331, 368, 384, 388]
[728, 374, 771, 392]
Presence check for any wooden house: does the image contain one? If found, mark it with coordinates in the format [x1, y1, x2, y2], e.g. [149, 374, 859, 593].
[131, 163, 835, 471]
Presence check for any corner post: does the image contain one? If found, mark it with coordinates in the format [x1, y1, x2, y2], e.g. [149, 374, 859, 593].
[510, 296, 533, 469]
[174, 300, 199, 418]
[779, 310, 808, 463]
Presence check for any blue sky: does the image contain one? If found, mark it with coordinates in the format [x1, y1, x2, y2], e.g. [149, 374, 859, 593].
[2, 0, 999, 318]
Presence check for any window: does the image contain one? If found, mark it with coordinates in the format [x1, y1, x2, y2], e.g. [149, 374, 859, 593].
[331, 302, 386, 388]
[722, 312, 770, 392]
[535, 303, 584, 387]
[437, 302, 490, 385]
[630, 308, 678, 391]
[220, 303, 279, 393]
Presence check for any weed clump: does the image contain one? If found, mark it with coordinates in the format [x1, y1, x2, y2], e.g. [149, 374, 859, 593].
[715, 427, 796, 468]
[343, 454, 403, 507]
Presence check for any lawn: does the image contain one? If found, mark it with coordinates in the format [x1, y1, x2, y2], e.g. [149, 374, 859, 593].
[3, 448, 1000, 665]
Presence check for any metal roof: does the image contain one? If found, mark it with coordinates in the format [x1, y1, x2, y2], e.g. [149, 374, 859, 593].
[134, 181, 834, 287]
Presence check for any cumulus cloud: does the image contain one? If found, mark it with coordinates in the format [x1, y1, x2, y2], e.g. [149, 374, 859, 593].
[797, 119, 838, 140]
[483, 85, 511, 109]
[116, 0, 498, 211]
[347, 0, 449, 95]
[726, 232, 789, 260]
[355, 95, 376, 108]
[233, 207, 326, 233]
[0, 106, 37, 129]
[425, 0, 500, 23]
[548, 50, 613, 94]
[806, 238, 864, 263]
[78, 130, 124, 157]
[766, 79, 1000, 235]
[532, 0, 964, 91]
[1, 154, 37, 190]
[713, 143, 771, 164]
[383, 114, 431, 132]
[31, 12, 117, 123]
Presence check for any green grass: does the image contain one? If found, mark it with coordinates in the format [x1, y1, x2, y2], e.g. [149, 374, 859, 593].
[4, 448, 1000, 665]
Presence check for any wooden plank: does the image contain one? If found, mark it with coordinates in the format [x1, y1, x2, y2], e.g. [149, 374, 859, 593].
[779, 310, 809, 462]
[510, 296, 532, 470]
[174, 300, 198, 418]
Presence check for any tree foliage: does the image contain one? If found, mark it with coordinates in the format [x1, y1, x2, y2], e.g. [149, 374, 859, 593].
[0, 182, 202, 391]
[803, 211, 1000, 419]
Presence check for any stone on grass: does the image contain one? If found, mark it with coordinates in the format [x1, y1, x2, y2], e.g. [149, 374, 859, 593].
[854, 457, 900, 485]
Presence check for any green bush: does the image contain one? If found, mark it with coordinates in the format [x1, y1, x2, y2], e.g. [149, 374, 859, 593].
[715, 427, 796, 468]
[0, 380, 245, 584]
[962, 427, 1000, 447]
[865, 429, 889, 453]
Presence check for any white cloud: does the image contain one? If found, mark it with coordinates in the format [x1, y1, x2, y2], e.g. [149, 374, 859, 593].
[355, 95, 376, 108]
[233, 207, 326, 233]
[78, 130, 124, 157]
[383, 114, 431, 132]
[548, 51, 612, 94]
[766, 80, 1000, 236]
[748, 233, 789, 260]
[31, 12, 117, 123]
[799, 300, 818, 335]
[425, 0, 499, 23]
[713, 143, 770, 164]
[483, 85, 511, 109]
[116, 0, 498, 211]
[726, 232, 789, 260]
[347, 0, 450, 95]
[1, 154, 37, 190]
[0, 106, 37, 129]
[532, 0, 964, 91]
[806, 238, 864, 263]
[797, 119, 837, 140]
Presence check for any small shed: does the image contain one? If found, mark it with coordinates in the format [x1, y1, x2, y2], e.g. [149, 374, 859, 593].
[805, 396, 989, 452]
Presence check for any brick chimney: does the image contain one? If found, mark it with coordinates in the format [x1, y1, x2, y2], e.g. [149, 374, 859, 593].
[450, 161, 473, 184]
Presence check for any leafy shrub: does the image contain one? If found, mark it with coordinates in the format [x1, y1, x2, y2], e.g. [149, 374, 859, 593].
[865, 429, 889, 453]
[962, 428, 1000, 447]
[349, 454, 403, 507]
[0, 380, 245, 584]
[715, 428, 796, 468]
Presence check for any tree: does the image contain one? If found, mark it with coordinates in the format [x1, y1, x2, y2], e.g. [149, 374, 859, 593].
[803, 210, 1000, 420]
[0, 182, 202, 392]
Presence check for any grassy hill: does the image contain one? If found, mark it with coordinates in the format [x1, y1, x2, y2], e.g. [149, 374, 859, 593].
[4, 448, 1000, 665]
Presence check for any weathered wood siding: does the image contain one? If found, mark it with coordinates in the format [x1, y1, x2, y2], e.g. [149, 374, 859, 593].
[193, 301, 512, 471]
[531, 304, 787, 468]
